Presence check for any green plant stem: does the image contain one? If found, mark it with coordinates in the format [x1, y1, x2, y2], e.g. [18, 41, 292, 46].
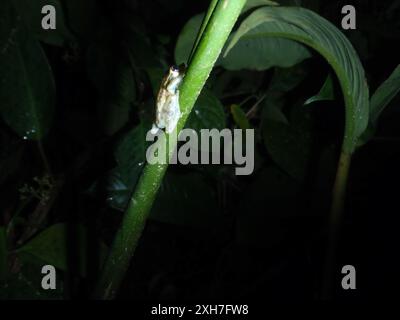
[322, 151, 352, 300]
[93, 0, 247, 300]
[188, 0, 219, 64]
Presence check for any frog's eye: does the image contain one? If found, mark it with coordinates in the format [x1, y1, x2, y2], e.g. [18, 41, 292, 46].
[169, 65, 180, 77]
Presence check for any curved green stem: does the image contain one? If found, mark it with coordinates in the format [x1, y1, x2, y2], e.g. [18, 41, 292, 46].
[93, 0, 247, 300]
[322, 151, 352, 299]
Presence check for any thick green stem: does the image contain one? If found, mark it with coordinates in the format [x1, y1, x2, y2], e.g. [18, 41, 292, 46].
[188, 0, 219, 64]
[322, 151, 352, 299]
[93, 0, 246, 300]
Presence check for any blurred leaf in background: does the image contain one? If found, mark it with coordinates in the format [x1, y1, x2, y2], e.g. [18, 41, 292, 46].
[0, 1, 55, 140]
[16, 223, 107, 278]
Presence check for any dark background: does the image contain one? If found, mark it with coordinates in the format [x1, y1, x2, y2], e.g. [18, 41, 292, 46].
[0, 0, 399, 301]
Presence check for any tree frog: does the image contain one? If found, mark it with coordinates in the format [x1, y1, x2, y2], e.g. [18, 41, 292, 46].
[151, 64, 186, 134]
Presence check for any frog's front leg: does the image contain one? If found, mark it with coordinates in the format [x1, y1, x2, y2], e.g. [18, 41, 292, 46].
[166, 75, 184, 94]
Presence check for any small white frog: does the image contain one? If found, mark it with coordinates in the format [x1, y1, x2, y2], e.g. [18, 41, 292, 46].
[150, 64, 186, 134]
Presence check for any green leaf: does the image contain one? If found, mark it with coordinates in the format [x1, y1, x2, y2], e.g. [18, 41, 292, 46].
[186, 89, 226, 132]
[0, 3, 55, 140]
[225, 6, 369, 154]
[175, 3, 302, 72]
[87, 30, 136, 135]
[175, 14, 203, 66]
[102, 168, 139, 211]
[17, 224, 107, 277]
[184, 89, 226, 153]
[258, 63, 311, 179]
[14, 0, 74, 46]
[1, 252, 64, 299]
[369, 64, 400, 125]
[242, 0, 279, 13]
[262, 101, 313, 181]
[261, 63, 331, 182]
[262, 94, 287, 123]
[219, 36, 311, 71]
[357, 64, 400, 146]
[212, 69, 263, 98]
[115, 121, 150, 168]
[104, 120, 151, 211]
[304, 74, 335, 105]
[231, 104, 251, 129]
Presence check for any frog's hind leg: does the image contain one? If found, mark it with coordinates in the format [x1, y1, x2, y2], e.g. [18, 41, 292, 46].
[165, 94, 181, 134]
[150, 123, 161, 134]
[151, 113, 166, 134]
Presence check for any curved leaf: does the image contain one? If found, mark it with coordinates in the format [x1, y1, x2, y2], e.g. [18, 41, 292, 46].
[357, 64, 400, 146]
[225, 6, 369, 153]
[0, 3, 55, 140]
[175, 12, 311, 72]
[17, 223, 107, 278]
[242, 0, 279, 13]
[219, 36, 311, 71]
[231, 104, 251, 129]
[304, 74, 335, 105]
[369, 64, 400, 125]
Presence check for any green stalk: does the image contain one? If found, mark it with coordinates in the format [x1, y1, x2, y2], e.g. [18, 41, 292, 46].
[322, 151, 352, 299]
[187, 0, 219, 64]
[93, 0, 246, 300]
